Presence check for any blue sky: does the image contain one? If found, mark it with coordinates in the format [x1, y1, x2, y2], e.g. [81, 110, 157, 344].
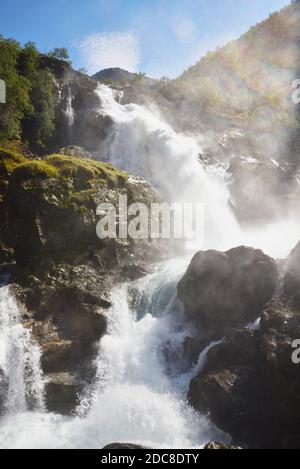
[0, 0, 291, 78]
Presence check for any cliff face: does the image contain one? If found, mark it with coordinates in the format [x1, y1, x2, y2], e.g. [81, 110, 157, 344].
[0, 147, 166, 414]
[38, 57, 109, 154]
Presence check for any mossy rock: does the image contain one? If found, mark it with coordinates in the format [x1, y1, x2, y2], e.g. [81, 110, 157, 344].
[0, 148, 27, 176]
[12, 161, 59, 182]
[46, 154, 128, 188]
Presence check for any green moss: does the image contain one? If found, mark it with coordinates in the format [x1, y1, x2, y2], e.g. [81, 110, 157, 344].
[46, 154, 128, 187]
[0, 148, 27, 175]
[69, 189, 94, 207]
[12, 160, 59, 182]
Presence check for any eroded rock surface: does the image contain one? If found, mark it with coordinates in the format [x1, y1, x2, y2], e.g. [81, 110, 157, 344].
[182, 243, 300, 448]
[178, 246, 278, 337]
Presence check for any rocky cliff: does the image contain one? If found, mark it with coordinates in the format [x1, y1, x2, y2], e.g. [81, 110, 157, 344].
[0, 146, 167, 414]
[178, 242, 300, 449]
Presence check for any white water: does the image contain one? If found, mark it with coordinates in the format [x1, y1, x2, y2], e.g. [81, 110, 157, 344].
[0, 261, 226, 449]
[0, 286, 44, 414]
[0, 83, 299, 448]
[65, 86, 75, 128]
[95, 84, 300, 258]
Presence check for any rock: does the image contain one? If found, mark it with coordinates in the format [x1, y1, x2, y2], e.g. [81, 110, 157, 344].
[1, 150, 168, 415]
[186, 242, 300, 448]
[189, 296, 300, 448]
[204, 442, 241, 450]
[44, 372, 86, 415]
[103, 443, 148, 449]
[0, 368, 8, 414]
[178, 246, 277, 336]
[58, 146, 92, 159]
[227, 156, 293, 224]
[283, 241, 300, 302]
[189, 367, 263, 447]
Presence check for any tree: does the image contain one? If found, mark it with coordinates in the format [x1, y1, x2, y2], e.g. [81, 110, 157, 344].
[18, 42, 40, 79]
[48, 48, 71, 62]
[0, 36, 32, 140]
[22, 69, 57, 150]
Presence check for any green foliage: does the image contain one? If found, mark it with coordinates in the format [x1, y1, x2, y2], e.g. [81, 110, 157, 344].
[0, 36, 62, 149]
[0, 35, 32, 140]
[23, 69, 57, 150]
[48, 48, 71, 64]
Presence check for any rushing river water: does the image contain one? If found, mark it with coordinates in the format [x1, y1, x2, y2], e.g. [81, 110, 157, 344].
[0, 260, 226, 449]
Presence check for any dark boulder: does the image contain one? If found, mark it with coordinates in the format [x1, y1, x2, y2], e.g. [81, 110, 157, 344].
[178, 246, 277, 336]
[44, 372, 85, 415]
[189, 297, 300, 448]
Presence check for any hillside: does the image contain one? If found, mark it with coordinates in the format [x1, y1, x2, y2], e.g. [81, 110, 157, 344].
[154, 1, 300, 162]
[92, 67, 155, 86]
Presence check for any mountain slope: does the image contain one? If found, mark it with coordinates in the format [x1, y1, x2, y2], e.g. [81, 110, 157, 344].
[176, 2, 300, 117]
[92, 67, 155, 86]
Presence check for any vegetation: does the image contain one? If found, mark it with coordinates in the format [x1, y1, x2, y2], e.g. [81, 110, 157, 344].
[173, 1, 300, 124]
[0, 147, 26, 175]
[48, 48, 70, 62]
[0, 148, 128, 189]
[46, 154, 128, 186]
[0, 36, 65, 150]
[12, 160, 59, 181]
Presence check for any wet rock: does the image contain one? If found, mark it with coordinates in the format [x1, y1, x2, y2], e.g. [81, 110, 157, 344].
[1, 149, 169, 415]
[204, 442, 241, 450]
[44, 372, 85, 415]
[178, 246, 277, 336]
[0, 368, 8, 414]
[189, 367, 263, 447]
[227, 156, 293, 224]
[189, 296, 300, 448]
[186, 242, 300, 448]
[103, 443, 148, 449]
[283, 241, 300, 303]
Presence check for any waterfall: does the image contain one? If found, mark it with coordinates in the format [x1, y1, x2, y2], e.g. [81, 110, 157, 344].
[65, 86, 75, 130]
[0, 261, 226, 449]
[95, 84, 241, 252]
[1, 84, 298, 449]
[0, 286, 44, 414]
[95, 84, 300, 259]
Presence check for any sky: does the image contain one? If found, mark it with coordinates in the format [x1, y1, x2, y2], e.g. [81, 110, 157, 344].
[0, 0, 291, 78]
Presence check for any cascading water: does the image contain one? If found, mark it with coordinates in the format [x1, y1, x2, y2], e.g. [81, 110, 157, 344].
[64, 85, 75, 144]
[0, 286, 44, 414]
[65, 86, 75, 128]
[0, 261, 226, 449]
[1, 84, 299, 448]
[95, 84, 300, 259]
[96, 84, 242, 252]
